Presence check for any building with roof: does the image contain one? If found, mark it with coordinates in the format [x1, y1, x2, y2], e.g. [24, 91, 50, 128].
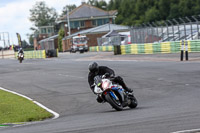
[62, 23, 130, 51]
[34, 2, 118, 51]
[57, 3, 118, 36]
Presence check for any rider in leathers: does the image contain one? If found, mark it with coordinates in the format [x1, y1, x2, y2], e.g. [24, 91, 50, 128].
[88, 62, 133, 103]
[18, 48, 23, 54]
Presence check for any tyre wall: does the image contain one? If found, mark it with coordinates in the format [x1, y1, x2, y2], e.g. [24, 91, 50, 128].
[15, 50, 46, 59]
[89, 40, 200, 54]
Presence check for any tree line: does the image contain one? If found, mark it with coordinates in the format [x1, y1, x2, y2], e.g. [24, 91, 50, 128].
[89, 0, 200, 26]
[28, 0, 200, 45]
[30, 0, 200, 30]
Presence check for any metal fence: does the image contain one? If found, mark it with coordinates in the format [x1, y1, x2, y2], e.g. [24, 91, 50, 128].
[97, 36, 127, 46]
[40, 40, 55, 52]
[131, 15, 200, 44]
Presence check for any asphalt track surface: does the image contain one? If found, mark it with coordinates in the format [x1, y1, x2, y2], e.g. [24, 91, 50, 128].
[0, 52, 200, 133]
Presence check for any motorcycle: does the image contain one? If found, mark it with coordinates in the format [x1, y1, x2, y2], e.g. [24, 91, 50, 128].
[18, 53, 24, 63]
[93, 74, 138, 111]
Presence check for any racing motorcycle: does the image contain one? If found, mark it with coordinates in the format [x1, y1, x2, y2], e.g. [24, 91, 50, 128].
[93, 74, 138, 111]
[18, 53, 24, 63]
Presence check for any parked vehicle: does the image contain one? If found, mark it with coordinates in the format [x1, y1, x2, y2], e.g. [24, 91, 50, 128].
[119, 31, 131, 44]
[70, 35, 88, 53]
[93, 74, 137, 111]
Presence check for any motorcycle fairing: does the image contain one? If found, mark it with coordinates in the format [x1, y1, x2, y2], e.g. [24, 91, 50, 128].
[109, 91, 119, 100]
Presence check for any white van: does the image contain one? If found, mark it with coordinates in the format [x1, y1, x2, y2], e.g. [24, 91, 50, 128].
[119, 31, 131, 45]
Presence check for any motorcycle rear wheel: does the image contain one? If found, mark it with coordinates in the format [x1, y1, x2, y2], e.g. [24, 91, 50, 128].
[105, 93, 123, 111]
[128, 95, 138, 108]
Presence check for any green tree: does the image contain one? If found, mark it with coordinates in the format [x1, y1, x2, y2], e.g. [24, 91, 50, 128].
[194, 5, 200, 15]
[179, 0, 195, 17]
[93, 0, 200, 26]
[135, 0, 146, 18]
[87, 0, 96, 6]
[168, 4, 180, 19]
[113, 0, 122, 9]
[145, 7, 160, 22]
[29, 1, 58, 30]
[21, 40, 29, 48]
[115, 14, 124, 24]
[61, 4, 76, 16]
[108, 0, 114, 10]
[98, 0, 107, 9]
[158, 0, 171, 20]
[58, 29, 65, 52]
[29, 35, 34, 46]
[88, 0, 107, 9]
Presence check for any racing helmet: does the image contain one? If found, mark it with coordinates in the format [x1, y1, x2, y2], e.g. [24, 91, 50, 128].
[88, 62, 99, 73]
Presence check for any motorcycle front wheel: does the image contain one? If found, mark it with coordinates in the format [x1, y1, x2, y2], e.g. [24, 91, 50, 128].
[19, 58, 22, 63]
[105, 93, 123, 111]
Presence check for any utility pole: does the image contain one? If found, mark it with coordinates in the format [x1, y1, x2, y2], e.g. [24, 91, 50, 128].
[67, 8, 71, 36]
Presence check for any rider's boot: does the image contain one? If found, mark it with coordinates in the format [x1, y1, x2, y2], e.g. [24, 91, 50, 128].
[125, 87, 133, 93]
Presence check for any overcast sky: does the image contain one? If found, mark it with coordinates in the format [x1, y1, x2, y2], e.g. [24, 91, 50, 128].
[0, 0, 99, 47]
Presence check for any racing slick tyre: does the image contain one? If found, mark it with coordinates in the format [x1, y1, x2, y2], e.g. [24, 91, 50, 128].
[80, 50, 84, 54]
[128, 94, 138, 108]
[105, 93, 123, 111]
[19, 58, 22, 63]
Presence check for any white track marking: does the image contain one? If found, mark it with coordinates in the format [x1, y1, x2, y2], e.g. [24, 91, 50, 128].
[171, 129, 200, 133]
[0, 87, 59, 120]
[58, 74, 85, 79]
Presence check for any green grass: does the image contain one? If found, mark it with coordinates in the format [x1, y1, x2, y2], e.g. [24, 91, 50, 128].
[0, 89, 53, 124]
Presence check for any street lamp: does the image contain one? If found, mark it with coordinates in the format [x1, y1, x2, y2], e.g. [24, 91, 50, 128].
[66, 8, 71, 36]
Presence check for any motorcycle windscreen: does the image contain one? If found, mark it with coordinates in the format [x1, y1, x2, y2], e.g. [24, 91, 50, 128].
[94, 76, 102, 86]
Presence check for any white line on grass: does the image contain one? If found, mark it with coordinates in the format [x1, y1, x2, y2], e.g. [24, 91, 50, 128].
[0, 87, 59, 120]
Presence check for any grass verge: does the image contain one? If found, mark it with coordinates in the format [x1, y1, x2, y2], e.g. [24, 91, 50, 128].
[0, 89, 53, 124]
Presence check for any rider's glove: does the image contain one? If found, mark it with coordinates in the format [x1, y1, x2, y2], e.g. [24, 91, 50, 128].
[110, 74, 115, 78]
[104, 73, 110, 78]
